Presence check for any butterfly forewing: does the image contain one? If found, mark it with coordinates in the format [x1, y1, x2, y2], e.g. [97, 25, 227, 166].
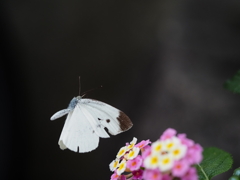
[80, 103, 110, 138]
[80, 99, 133, 135]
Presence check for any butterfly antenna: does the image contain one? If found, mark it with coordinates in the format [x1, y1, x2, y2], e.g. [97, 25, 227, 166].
[79, 76, 81, 96]
[81, 85, 103, 97]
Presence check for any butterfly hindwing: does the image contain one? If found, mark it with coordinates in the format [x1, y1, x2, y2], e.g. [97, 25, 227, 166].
[58, 104, 99, 153]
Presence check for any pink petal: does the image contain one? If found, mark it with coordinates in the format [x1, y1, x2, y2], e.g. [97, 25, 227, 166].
[160, 128, 177, 140]
[141, 145, 151, 160]
[110, 172, 120, 180]
[132, 169, 143, 179]
[135, 140, 151, 149]
[126, 155, 142, 171]
[143, 169, 162, 180]
[172, 160, 189, 177]
[182, 167, 198, 180]
[178, 133, 194, 147]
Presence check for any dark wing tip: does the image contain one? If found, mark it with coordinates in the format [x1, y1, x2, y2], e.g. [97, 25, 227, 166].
[117, 111, 133, 131]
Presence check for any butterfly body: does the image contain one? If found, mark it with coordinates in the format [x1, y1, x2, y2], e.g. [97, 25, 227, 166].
[67, 96, 80, 109]
[51, 96, 133, 153]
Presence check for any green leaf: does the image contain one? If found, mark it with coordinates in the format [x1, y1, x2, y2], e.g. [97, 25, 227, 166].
[196, 147, 233, 180]
[224, 70, 240, 94]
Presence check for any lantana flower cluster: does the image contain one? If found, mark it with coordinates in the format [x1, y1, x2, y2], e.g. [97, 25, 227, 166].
[109, 128, 203, 180]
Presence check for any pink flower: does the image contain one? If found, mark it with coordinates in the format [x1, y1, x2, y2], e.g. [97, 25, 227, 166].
[172, 160, 189, 177]
[127, 155, 142, 171]
[135, 140, 151, 149]
[119, 175, 126, 180]
[162, 174, 172, 180]
[110, 172, 120, 180]
[142, 169, 162, 180]
[191, 144, 203, 164]
[132, 169, 143, 179]
[182, 167, 198, 180]
[141, 145, 151, 160]
[178, 134, 194, 147]
[160, 128, 177, 140]
[109, 131, 203, 180]
[185, 144, 203, 165]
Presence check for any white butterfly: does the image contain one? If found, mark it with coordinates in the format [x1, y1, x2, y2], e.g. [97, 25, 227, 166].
[50, 95, 133, 153]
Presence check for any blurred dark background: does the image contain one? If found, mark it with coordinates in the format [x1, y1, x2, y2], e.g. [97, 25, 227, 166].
[1, 0, 240, 179]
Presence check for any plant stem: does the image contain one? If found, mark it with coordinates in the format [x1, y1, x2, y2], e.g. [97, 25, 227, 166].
[197, 164, 209, 180]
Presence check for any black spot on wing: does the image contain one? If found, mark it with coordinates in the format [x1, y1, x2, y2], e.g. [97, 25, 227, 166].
[104, 127, 110, 135]
[117, 111, 133, 131]
[98, 118, 101, 120]
[106, 119, 110, 123]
